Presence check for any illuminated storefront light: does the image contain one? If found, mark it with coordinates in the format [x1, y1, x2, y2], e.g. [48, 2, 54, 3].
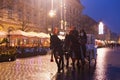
[98, 21, 104, 34]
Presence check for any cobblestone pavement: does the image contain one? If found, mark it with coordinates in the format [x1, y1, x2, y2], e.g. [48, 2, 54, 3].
[1, 48, 120, 80]
[0, 52, 96, 80]
[0, 54, 57, 80]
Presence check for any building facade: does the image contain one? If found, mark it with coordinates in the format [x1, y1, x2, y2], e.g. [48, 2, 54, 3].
[0, 0, 84, 33]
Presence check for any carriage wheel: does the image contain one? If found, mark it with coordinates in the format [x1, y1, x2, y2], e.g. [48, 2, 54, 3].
[88, 51, 91, 68]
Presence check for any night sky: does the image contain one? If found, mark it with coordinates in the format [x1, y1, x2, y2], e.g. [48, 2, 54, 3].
[81, 0, 120, 34]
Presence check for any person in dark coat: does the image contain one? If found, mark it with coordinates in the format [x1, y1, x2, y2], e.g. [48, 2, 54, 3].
[63, 34, 71, 68]
[50, 27, 64, 73]
[79, 29, 87, 59]
[64, 26, 83, 69]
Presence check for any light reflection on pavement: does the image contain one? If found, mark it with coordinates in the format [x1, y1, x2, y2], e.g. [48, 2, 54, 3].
[94, 48, 120, 80]
[0, 54, 57, 80]
[0, 48, 120, 80]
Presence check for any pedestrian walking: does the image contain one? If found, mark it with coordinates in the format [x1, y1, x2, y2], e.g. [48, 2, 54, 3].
[63, 33, 71, 68]
[64, 26, 83, 69]
[79, 29, 87, 60]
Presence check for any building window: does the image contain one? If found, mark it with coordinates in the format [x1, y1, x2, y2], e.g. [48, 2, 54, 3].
[14, 0, 18, 3]
[0, 0, 4, 9]
[26, 12, 30, 22]
[73, 8, 75, 15]
[70, 7, 72, 13]
[0, 11, 3, 18]
[27, 0, 32, 4]
[8, 8, 13, 19]
[18, 10, 23, 21]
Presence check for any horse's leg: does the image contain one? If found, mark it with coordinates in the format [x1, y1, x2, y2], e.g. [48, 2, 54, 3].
[50, 50, 54, 62]
[59, 55, 64, 71]
[53, 51, 61, 73]
[65, 52, 70, 68]
[72, 58, 76, 70]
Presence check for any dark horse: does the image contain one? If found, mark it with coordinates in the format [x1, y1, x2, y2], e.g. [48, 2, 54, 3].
[50, 33, 64, 73]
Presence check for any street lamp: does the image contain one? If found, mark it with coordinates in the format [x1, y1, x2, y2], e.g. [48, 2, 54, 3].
[49, 0, 56, 18]
[63, 0, 67, 31]
[59, 0, 67, 35]
[49, 10, 56, 33]
[49, 0, 56, 33]
[60, 0, 63, 30]
[49, 10, 56, 18]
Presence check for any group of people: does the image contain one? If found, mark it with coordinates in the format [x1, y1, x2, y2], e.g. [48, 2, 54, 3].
[50, 26, 87, 73]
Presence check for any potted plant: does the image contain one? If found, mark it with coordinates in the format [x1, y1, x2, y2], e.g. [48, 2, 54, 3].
[0, 38, 17, 62]
[0, 47, 17, 62]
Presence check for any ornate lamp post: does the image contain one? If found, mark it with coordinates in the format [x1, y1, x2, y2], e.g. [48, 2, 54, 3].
[59, 0, 67, 36]
[48, 0, 56, 33]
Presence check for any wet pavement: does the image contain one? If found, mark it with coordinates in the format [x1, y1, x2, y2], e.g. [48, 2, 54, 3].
[0, 54, 57, 80]
[0, 47, 120, 80]
[94, 48, 120, 80]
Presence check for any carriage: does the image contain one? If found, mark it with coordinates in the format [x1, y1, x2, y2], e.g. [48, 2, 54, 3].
[50, 32, 97, 69]
[86, 34, 97, 66]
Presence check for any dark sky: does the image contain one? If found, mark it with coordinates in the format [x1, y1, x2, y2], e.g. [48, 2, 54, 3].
[81, 0, 120, 34]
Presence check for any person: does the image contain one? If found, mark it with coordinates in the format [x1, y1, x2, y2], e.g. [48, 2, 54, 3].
[50, 27, 64, 73]
[64, 26, 82, 69]
[79, 29, 87, 60]
[63, 33, 71, 68]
